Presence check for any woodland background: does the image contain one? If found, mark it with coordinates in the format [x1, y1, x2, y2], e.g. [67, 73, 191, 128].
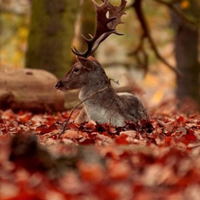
[0, 0, 200, 200]
[0, 0, 199, 108]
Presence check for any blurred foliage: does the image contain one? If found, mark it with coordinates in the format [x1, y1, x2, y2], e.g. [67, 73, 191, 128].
[96, 0, 175, 72]
[0, 0, 174, 70]
[0, 0, 30, 69]
[1, 0, 199, 105]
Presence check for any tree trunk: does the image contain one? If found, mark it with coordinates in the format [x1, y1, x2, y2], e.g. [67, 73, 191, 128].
[171, 0, 200, 103]
[79, 0, 95, 52]
[25, 0, 79, 78]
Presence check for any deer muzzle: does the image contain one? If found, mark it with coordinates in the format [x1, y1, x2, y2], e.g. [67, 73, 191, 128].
[55, 80, 66, 90]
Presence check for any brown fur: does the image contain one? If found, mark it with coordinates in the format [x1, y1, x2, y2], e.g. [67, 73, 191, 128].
[55, 57, 149, 127]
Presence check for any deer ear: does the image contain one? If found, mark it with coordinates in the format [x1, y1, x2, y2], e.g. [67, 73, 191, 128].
[77, 56, 94, 71]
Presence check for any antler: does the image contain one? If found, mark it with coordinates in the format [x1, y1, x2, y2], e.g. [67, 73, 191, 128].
[72, 0, 127, 58]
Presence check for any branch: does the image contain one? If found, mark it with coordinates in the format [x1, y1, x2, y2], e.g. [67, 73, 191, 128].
[153, 0, 198, 27]
[130, 0, 181, 76]
[128, 34, 149, 75]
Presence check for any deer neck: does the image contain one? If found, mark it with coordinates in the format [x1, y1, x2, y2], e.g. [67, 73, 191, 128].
[79, 79, 116, 104]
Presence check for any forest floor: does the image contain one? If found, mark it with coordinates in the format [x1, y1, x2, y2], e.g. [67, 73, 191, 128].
[0, 99, 200, 200]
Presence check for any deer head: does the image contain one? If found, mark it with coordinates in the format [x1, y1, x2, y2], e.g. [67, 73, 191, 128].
[55, 0, 127, 91]
[55, 56, 109, 91]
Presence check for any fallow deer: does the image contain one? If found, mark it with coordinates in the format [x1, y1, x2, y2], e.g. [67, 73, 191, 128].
[55, 0, 150, 128]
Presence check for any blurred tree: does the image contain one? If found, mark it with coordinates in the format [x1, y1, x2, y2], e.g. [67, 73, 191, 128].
[128, 0, 200, 105]
[128, 0, 180, 75]
[171, 0, 200, 103]
[79, 0, 95, 53]
[25, 0, 79, 78]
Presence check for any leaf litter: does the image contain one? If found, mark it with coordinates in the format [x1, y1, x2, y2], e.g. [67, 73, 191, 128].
[0, 102, 200, 200]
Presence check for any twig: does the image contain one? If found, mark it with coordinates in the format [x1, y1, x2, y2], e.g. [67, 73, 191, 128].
[110, 78, 120, 85]
[189, 144, 200, 149]
[58, 85, 110, 137]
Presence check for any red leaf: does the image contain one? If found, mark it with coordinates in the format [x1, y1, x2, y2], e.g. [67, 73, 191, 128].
[78, 137, 95, 145]
[115, 134, 130, 145]
[78, 161, 104, 182]
[18, 114, 32, 124]
[177, 116, 184, 123]
[108, 161, 131, 180]
[165, 136, 172, 144]
[84, 120, 96, 130]
[36, 124, 57, 134]
[68, 122, 79, 130]
[184, 129, 196, 141]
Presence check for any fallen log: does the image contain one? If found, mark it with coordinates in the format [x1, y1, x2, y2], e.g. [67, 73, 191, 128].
[0, 69, 65, 112]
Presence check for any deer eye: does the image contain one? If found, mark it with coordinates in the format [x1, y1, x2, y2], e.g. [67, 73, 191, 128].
[73, 68, 80, 73]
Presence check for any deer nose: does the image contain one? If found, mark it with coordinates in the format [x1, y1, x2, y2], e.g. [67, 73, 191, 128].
[55, 81, 64, 89]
